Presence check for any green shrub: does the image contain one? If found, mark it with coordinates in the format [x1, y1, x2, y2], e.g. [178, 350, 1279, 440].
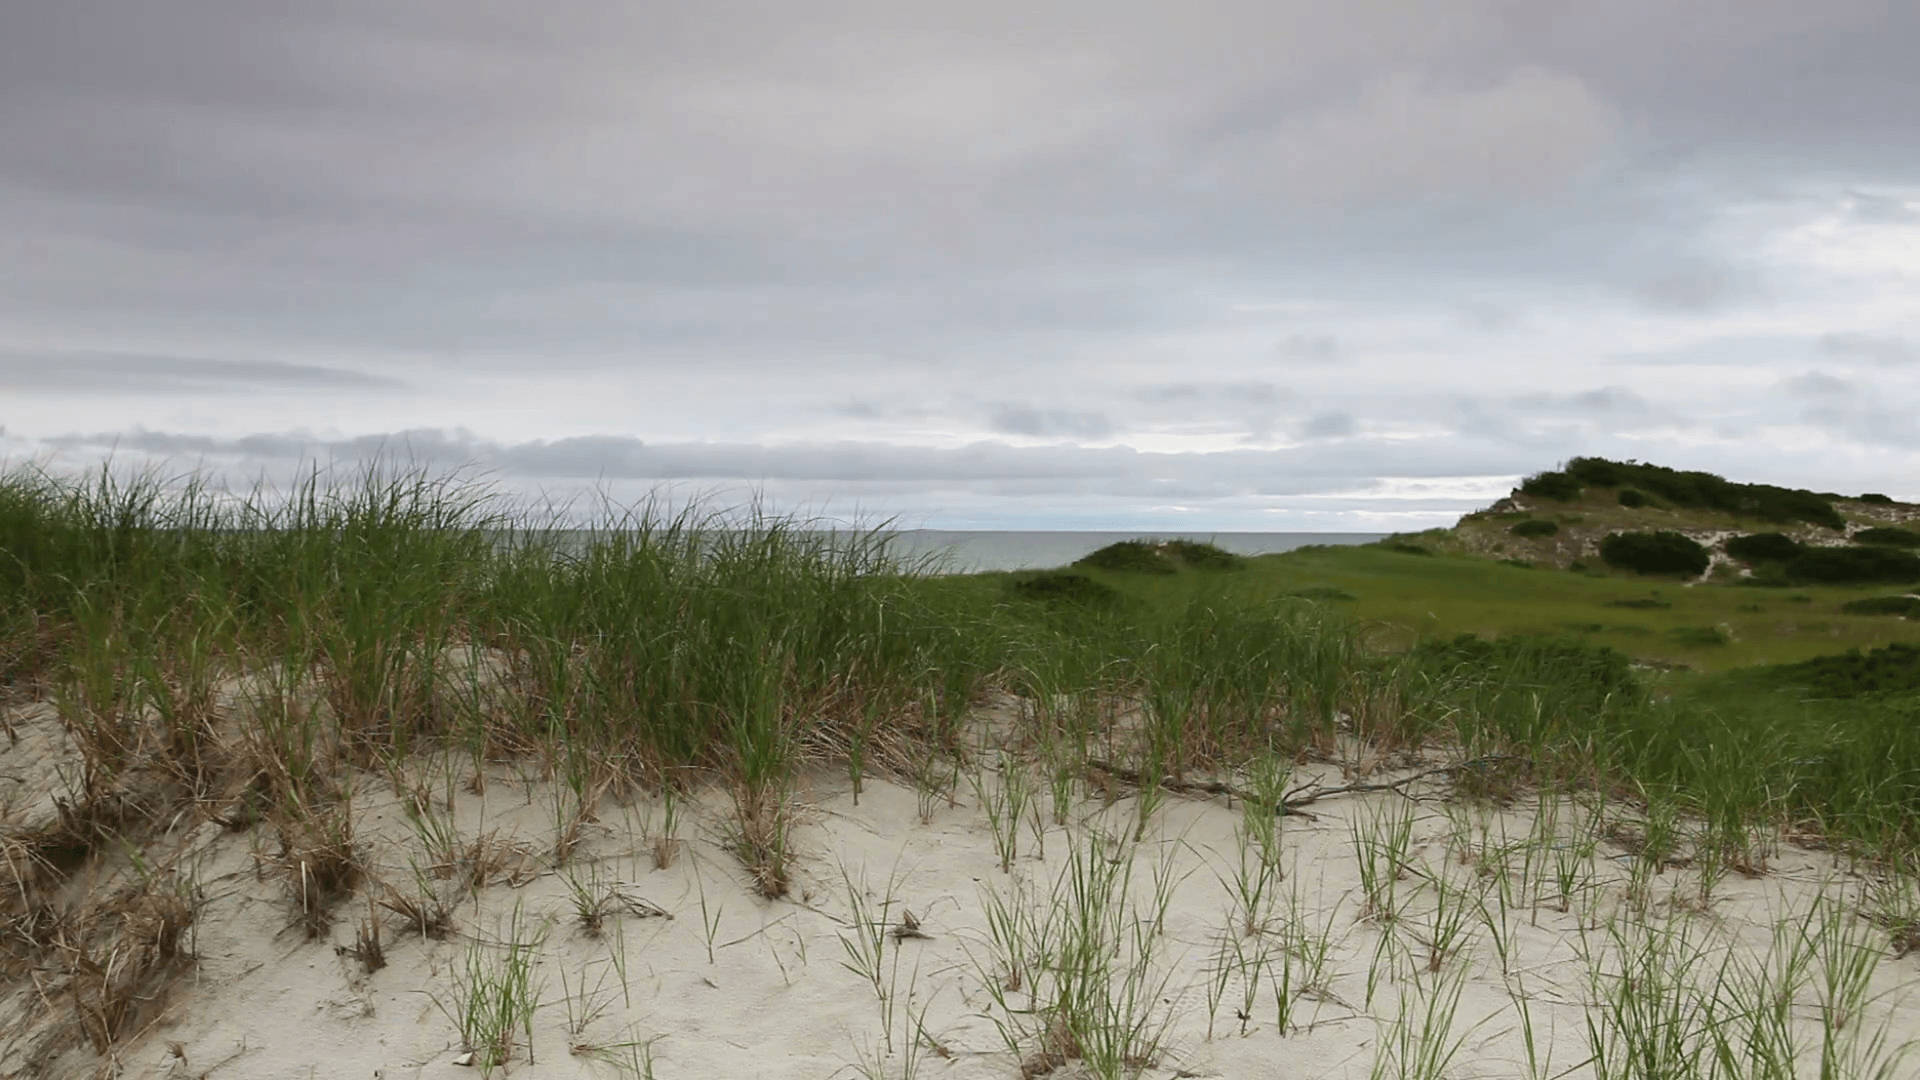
[1604, 596, 1672, 610]
[1518, 470, 1583, 502]
[1852, 526, 1920, 548]
[1558, 457, 1844, 529]
[1074, 540, 1175, 574]
[1785, 545, 1920, 584]
[1380, 541, 1433, 556]
[1766, 643, 1920, 697]
[1160, 538, 1247, 570]
[1616, 488, 1651, 508]
[1724, 532, 1802, 562]
[1859, 493, 1894, 505]
[1509, 519, 1559, 538]
[1839, 596, 1920, 617]
[1006, 571, 1124, 608]
[1599, 531, 1711, 576]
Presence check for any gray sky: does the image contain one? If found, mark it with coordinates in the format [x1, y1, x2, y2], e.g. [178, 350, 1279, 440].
[3, 2, 1917, 529]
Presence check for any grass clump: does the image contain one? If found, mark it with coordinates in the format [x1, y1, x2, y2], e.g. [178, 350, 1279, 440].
[1159, 539, 1246, 571]
[1853, 526, 1920, 548]
[1600, 531, 1710, 577]
[1841, 596, 1920, 617]
[1605, 596, 1672, 610]
[1786, 546, 1920, 584]
[1287, 585, 1357, 603]
[1763, 643, 1920, 698]
[1508, 520, 1559, 539]
[1074, 540, 1176, 575]
[977, 833, 1178, 1079]
[1667, 626, 1731, 647]
[440, 904, 547, 1074]
[1007, 571, 1125, 609]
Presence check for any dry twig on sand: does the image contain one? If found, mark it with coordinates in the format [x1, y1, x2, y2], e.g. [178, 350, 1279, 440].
[1084, 755, 1521, 822]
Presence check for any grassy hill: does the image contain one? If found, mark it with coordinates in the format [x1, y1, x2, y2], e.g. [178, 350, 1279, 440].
[1408, 457, 1920, 576]
[976, 459, 1920, 675]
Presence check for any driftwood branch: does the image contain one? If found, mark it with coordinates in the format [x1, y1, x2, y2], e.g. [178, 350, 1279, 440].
[1085, 754, 1522, 822]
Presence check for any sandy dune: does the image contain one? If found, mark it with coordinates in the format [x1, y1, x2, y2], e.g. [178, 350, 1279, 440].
[4, 694, 1918, 1079]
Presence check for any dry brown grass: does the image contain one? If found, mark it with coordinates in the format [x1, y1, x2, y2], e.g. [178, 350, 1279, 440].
[270, 800, 361, 939]
[728, 781, 793, 899]
[22, 865, 200, 1066]
[337, 895, 386, 974]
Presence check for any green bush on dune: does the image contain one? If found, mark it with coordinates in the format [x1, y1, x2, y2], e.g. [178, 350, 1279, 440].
[1160, 538, 1247, 570]
[1074, 540, 1176, 574]
[1518, 470, 1584, 502]
[1617, 488, 1652, 508]
[1509, 519, 1559, 538]
[1853, 526, 1920, 549]
[1072, 538, 1246, 574]
[1600, 530, 1711, 576]
[1724, 532, 1803, 562]
[1519, 457, 1847, 529]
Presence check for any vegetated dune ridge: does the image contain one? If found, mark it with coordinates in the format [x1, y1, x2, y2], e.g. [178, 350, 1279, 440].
[5, 685, 1920, 1080]
[1426, 457, 1920, 575]
[3, 463, 1919, 1078]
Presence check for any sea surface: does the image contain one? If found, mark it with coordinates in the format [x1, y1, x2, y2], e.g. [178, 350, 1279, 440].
[879, 531, 1386, 573]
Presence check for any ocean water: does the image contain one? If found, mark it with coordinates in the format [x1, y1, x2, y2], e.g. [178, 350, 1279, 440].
[879, 531, 1386, 573]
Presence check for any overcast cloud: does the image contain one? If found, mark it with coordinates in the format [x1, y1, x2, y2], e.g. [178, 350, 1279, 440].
[3, 2, 1917, 527]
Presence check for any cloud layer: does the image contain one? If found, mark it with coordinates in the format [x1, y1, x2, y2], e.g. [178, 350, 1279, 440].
[4, 3, 1918, 525]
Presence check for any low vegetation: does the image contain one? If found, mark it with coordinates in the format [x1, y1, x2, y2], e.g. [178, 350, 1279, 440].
[1600, 530, 1711, 576]
[1763, 642, 1920, 698]
[1518, 457, 1847, 530]
[1786, 545, 1920, 584]
[1724, 532, 1804, 562]
[3, 459, 1920, 1076]
[1073, 538, 1245, 574]
[1508, 519, 1559, 539]
[1074, 539, 1176, 574]
[1005, 571, 1125, 609]
[1854, 526, 1920, 548]
[1842, 596, 1920, 617]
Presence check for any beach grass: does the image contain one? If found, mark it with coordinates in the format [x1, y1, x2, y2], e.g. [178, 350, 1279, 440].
[4, 460, 1920, 1075]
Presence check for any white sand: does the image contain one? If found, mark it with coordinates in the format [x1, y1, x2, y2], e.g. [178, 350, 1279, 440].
[4, 694, 1918, 1079]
